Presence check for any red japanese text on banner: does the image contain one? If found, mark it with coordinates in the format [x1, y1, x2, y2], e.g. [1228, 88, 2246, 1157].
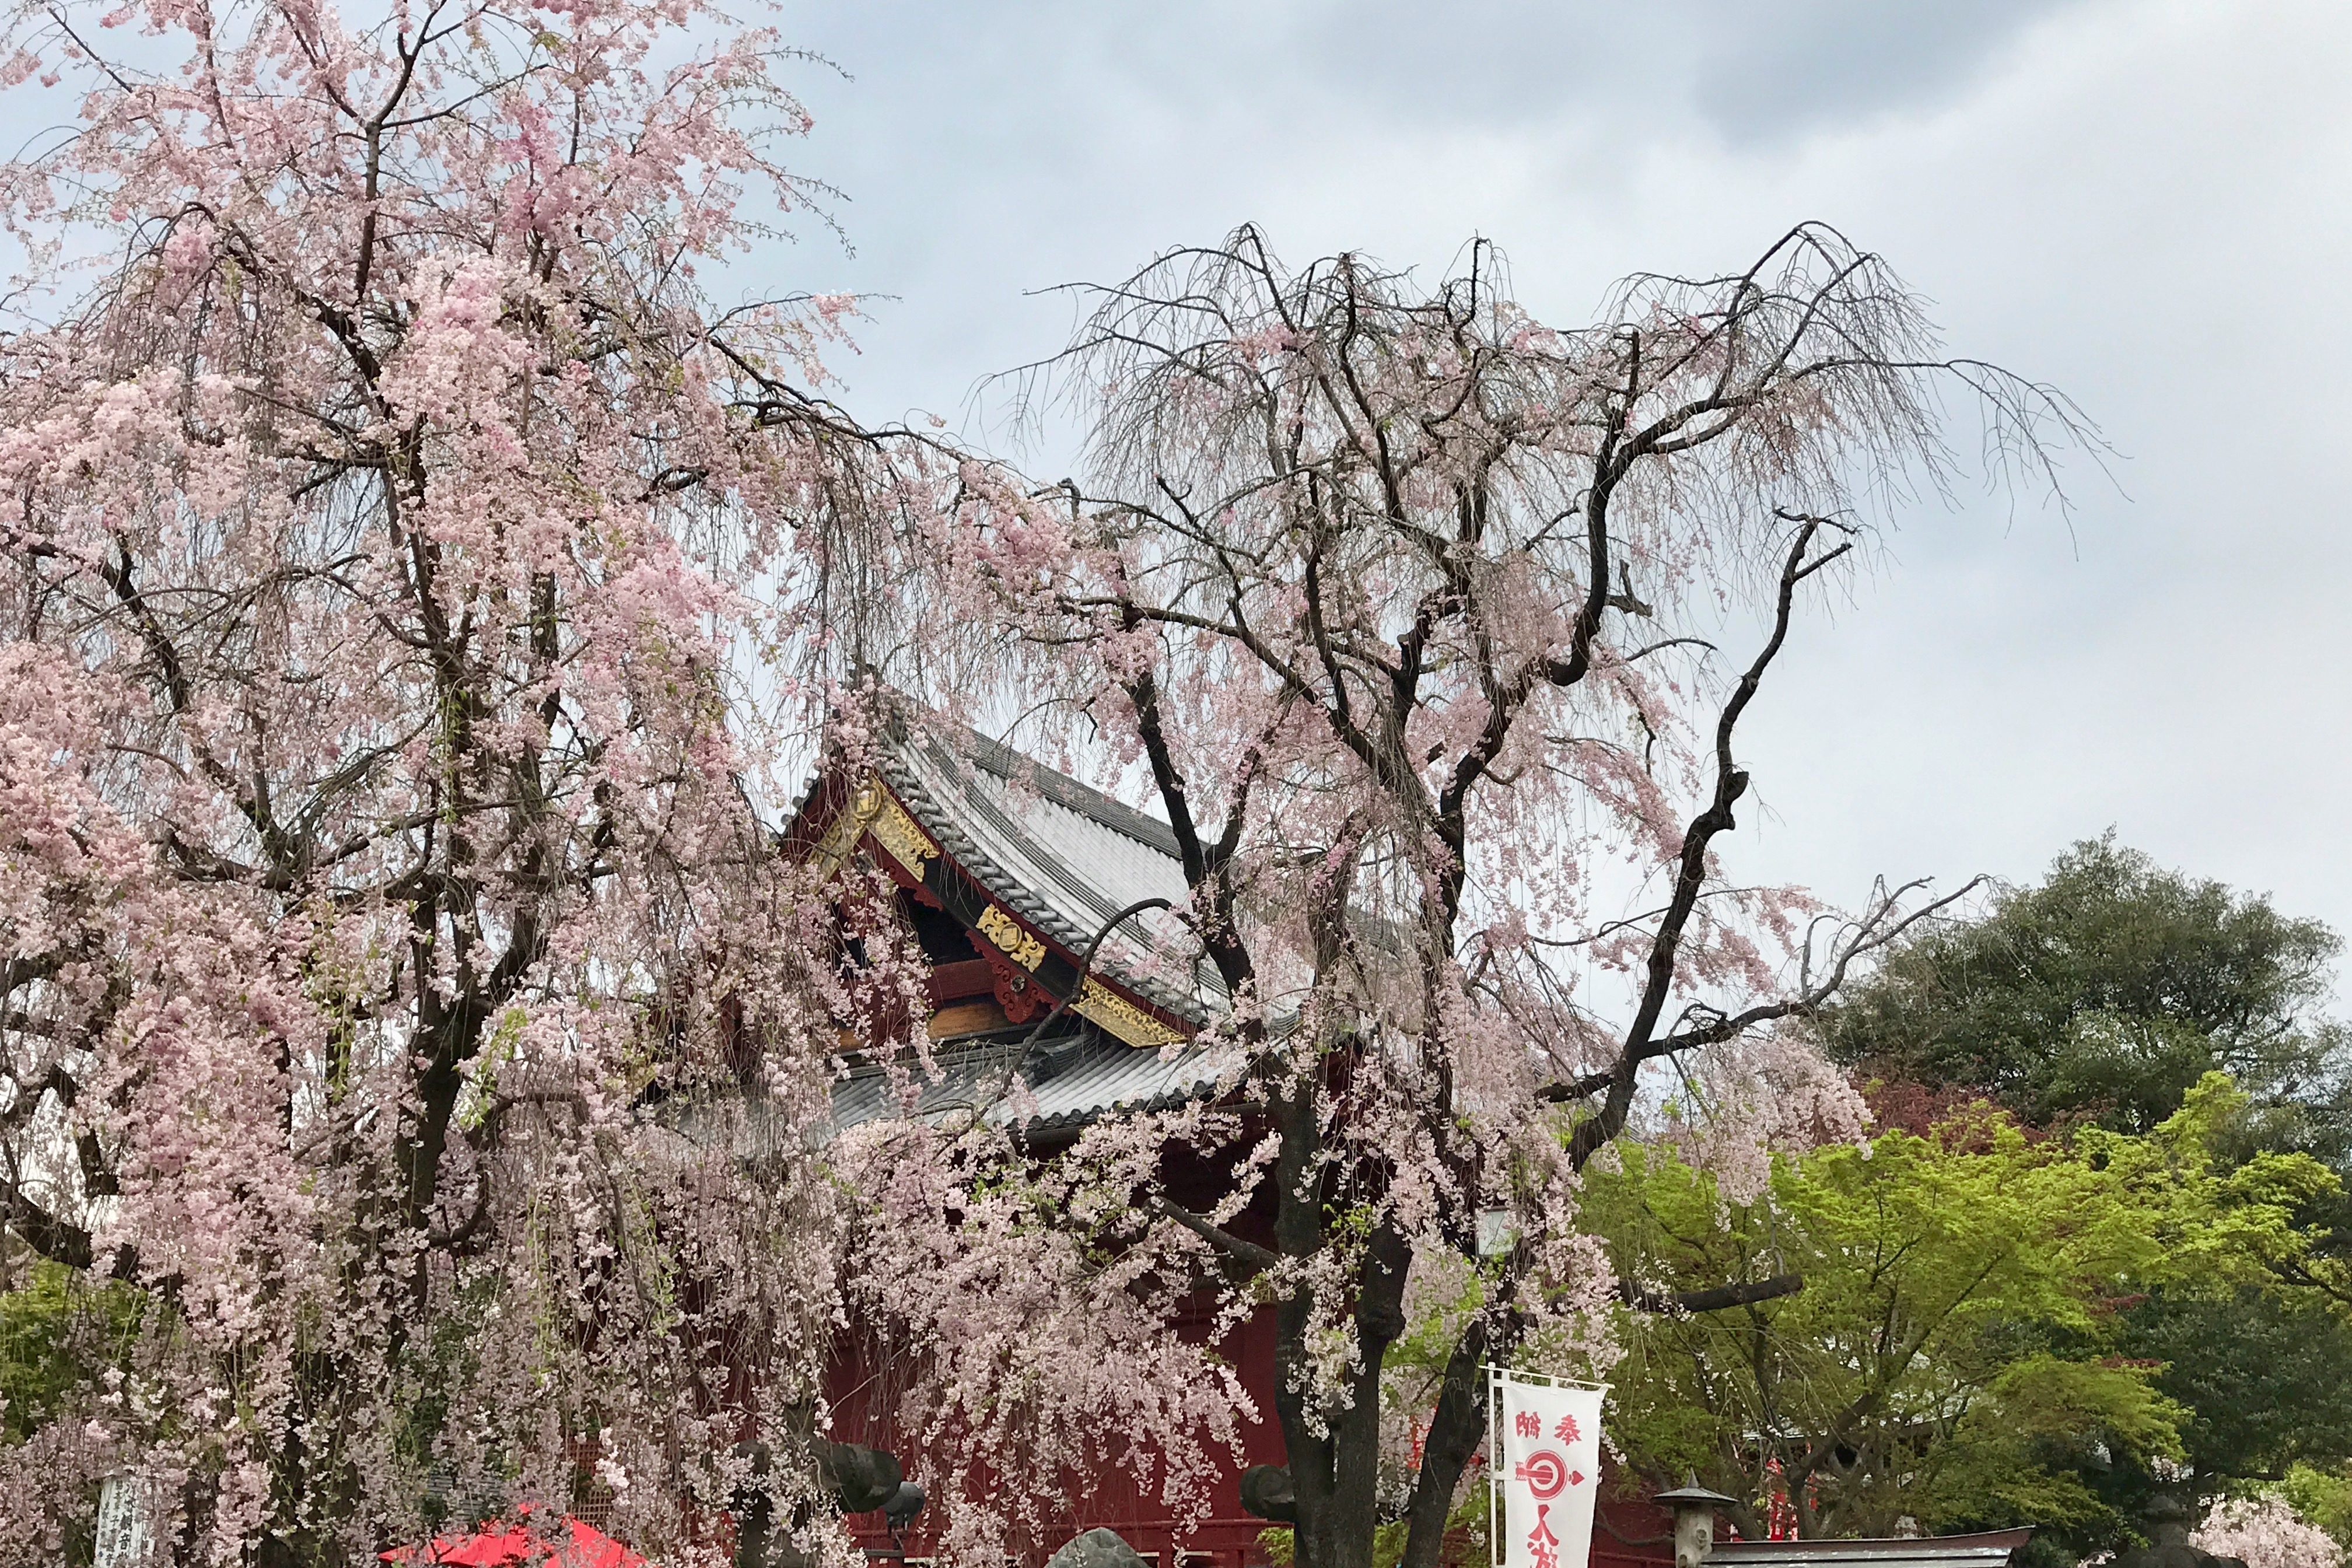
[1494, 1373, 1606, 1568]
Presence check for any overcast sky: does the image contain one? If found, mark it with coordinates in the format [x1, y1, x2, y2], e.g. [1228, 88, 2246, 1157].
[14, 2, 2336, 991]
[742, 0, 2352, 995]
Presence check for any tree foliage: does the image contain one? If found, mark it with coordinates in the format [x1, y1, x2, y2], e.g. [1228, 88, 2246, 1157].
[0, 0, 2103, 1562]
[2124, 1287, 2352, 1488]
[1823, 836, 2351, 1146]
[1822, 837, 2352, 1521]
[842, 222, 2088, 1568]
[2192, 1494, 2346, 1568]
[0, 1261, 142, 1445]
[1587, 1077, 2340, 1556]
[0, 0, 905, 1559]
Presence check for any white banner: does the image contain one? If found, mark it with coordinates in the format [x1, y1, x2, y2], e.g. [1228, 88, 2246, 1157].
[1492, 1372, 1606, 1568]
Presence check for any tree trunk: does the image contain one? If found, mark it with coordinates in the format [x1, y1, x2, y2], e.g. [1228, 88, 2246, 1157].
[1269, 1072, 1417, 1568]
[1398, 1326, 1492, 1568]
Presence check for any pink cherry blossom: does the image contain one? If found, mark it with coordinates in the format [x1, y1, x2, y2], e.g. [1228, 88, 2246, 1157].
[2194, 1495, 2344, 1568]
[0, 0, 2090, 1559]
[844, 229, 2084, 1567]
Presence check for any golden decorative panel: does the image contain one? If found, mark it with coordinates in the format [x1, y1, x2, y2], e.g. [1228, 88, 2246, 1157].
[975, 904, 1046, 971]
[1073, 978, 1184, 1050]
[867, 794, 939, 876]
[811, 776, 884, 877]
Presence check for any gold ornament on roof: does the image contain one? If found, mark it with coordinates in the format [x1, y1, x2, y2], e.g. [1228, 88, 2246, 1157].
[975, 904, 1046, 970]
[811, 775, 886, 877]
[867, 794, 939, 876]
[1074, 978, 1184, 1049]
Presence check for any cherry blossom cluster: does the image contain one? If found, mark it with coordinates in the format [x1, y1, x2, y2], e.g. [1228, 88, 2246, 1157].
[839, 226, 2077, 1564]
[0, 0, 2087, 1555]
[2193, 1495, 2344, 1568]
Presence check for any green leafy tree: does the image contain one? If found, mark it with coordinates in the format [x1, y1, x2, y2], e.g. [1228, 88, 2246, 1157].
[2124, 1288, 2352, 1486]
[0, 1261, 141, 1443]
[1586, 1077, 2339, 1556]
[1821, 836, 2350, 1147]
[2280, 1464, 2352, 1552]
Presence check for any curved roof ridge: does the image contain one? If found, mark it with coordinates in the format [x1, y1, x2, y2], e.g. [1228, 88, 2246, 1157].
[875, 730, 1220, 1030]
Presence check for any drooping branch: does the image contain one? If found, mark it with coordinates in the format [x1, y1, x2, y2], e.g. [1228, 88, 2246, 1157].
[935, 221, 2085, 1568]
[1621, 1272, 1805, 1315]
[0, 0, 895, 1552]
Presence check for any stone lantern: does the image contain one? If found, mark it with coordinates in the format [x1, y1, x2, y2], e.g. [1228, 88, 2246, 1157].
[1652, 1477, 1742, 1568]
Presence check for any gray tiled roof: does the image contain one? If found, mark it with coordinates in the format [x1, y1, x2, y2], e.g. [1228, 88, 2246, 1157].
[786, 701, 1249, 1135]
[1707, 1530, 2032, 1567]
[873, 714, 1227, 1028]
[828, 1031, 1237, 1136]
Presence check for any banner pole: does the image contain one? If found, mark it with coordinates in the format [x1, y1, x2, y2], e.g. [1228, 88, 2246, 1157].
[1489, 1363, 1503, 1568]
[1481, 1365, 1611, 1391]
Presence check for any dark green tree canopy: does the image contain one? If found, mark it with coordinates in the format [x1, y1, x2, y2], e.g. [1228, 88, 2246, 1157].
[1821, 835, 2351, 1144]
[2127, 1287, 2352, 1485]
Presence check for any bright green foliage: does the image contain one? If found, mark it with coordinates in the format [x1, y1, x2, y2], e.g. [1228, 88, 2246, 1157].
[0, 1260, 144, 1442]
[1918, 1354, 2182, 1546]
[1815, 837, 2352, 1534]
[1587, 1077, 2339, 1552]
[2280, 1463, 2352, 1551]
[0, 1264, 81, 1444]
[1820, 836, 2351, 1147]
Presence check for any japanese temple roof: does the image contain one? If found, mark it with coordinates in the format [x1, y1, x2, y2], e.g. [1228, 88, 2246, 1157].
[790, 703, 1227, 1038]
[827, 1030, 1235, 1136]
[875, 720, 1224, 1026]
[785, 701, 1257, 1137]
[1706, 1530, 2033, 1567]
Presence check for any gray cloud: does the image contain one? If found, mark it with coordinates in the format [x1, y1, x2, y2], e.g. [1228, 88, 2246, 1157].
[1261, 0, 2090, 142]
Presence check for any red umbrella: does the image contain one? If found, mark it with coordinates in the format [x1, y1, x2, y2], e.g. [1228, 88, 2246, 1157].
[382, 1510, 649, 1568]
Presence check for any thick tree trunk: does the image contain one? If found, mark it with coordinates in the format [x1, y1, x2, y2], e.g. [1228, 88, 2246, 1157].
[1268, 1069, 1418, 1568]
[1398, 1325, 1492, 1568]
